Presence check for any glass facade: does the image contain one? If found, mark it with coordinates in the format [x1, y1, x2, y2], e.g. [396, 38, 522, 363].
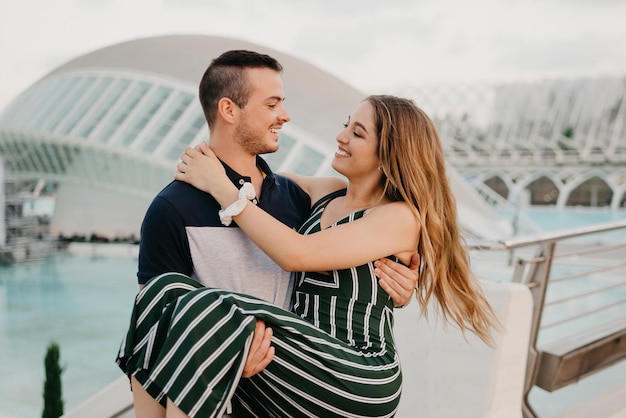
[139, 92, 194, 153]
[92, 80, 150, 143]
[114, 84, 172, 147]
[0, 69, 339, 199]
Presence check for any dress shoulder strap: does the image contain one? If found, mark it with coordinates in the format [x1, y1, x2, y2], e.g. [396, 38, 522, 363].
[310, 188, 347, 213]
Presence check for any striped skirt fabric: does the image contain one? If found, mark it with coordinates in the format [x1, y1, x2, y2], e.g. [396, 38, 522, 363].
[116, 273, 402, 417]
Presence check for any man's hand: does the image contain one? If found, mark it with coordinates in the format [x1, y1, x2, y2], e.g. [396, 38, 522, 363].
[375, 253, 420, 308]
[242, 320, 275, 378]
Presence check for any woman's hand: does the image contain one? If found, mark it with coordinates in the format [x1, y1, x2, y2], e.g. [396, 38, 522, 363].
[175, 142, 237, 206]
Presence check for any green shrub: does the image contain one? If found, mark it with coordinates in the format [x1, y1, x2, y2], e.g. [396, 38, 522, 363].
[42, 341, 64, 418]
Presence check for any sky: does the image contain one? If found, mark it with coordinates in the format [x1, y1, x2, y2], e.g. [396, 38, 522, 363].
[1, 0, 626, 112]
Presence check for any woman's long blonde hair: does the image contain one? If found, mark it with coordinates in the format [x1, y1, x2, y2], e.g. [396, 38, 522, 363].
[368, 95, 498, 345]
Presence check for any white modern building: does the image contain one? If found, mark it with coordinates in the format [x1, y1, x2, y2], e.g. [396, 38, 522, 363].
[405, 79, 626, 210]
[0, 34, 511, 243]
[2, 34, 625, 247]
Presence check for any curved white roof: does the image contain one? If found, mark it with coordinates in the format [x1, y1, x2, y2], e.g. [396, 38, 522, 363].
[48, 34, 363, 143]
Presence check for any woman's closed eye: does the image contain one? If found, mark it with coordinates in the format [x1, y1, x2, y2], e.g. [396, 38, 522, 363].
[343, 123, 363, 138]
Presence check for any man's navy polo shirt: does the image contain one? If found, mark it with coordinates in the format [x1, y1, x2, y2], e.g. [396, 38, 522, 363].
[137, 155, 311, 308]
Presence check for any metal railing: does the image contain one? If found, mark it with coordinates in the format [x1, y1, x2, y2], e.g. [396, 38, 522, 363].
[468, 219, 626, 418]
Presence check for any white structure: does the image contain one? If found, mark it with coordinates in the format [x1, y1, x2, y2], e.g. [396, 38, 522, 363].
[0, 157, 4, 247]
[403, 79, 626, 210]
[0, 35, 510, 240]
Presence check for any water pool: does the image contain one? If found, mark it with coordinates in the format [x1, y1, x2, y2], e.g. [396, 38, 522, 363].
[1, 208, 625, 417]
[0, 253, 137, 418]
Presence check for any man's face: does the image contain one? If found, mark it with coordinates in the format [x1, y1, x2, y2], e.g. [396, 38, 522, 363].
[234, 68, 291, 155]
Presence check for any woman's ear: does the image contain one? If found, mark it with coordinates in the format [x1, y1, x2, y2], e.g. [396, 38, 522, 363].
[217, 97, 238, 124]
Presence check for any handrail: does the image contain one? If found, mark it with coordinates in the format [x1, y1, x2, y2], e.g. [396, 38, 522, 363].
[467, 218, 626, 418]
[467, 219, 626, 251]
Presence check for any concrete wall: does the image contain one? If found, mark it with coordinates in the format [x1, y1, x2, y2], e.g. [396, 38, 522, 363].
[50, 183, 151, 240]
[394, 280, 533, 417]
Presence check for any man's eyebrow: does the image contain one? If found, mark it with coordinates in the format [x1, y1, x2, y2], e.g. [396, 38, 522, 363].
[265, 95, 285, 102]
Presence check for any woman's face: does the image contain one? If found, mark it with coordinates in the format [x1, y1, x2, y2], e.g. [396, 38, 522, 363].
[331, 100, 381, 179]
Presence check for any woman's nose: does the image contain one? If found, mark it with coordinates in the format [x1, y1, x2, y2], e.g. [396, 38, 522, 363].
[336, 131, 348, 144]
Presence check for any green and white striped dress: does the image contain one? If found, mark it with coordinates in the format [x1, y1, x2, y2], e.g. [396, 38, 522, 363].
[116, 193, 402, 417]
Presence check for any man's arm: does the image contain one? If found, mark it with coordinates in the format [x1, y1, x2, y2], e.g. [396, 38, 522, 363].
[278, 171, 347, 206]
[242, 321, 275, 378]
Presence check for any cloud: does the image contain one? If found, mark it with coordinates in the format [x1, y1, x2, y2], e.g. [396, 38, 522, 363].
[496, 35, 626, 77]
[1, 0, 626, 112]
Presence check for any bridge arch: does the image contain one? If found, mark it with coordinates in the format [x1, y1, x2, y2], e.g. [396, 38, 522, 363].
[565, 176, 614, 207]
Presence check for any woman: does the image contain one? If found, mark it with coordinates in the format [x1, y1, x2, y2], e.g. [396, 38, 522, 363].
[118, 95, 497, 417]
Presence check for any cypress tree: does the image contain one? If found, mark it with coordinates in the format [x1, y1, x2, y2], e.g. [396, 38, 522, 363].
[42, 341, 64, 418]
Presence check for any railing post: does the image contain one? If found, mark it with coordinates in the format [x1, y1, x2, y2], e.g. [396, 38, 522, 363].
[514, 242, 557, 418]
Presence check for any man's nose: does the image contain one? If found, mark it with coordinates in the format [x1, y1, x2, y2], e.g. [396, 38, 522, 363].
[279, 107, 291, 123]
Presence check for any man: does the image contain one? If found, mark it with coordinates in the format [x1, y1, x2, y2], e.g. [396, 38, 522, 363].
[131, 49, 419, 416]
[138, 49, 418, 307]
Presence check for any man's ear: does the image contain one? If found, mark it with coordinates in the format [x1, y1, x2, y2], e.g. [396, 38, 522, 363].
[217, 97, 238, 124]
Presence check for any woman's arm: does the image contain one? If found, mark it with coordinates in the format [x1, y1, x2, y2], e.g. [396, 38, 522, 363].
[233, 200, 416, 271]
[278, 172, 347, 205]
[176, 144, 419, 272]
[280, 171, 419, 305]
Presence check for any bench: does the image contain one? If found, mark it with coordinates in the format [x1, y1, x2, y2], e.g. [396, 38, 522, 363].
[534, 317, 626, 392]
